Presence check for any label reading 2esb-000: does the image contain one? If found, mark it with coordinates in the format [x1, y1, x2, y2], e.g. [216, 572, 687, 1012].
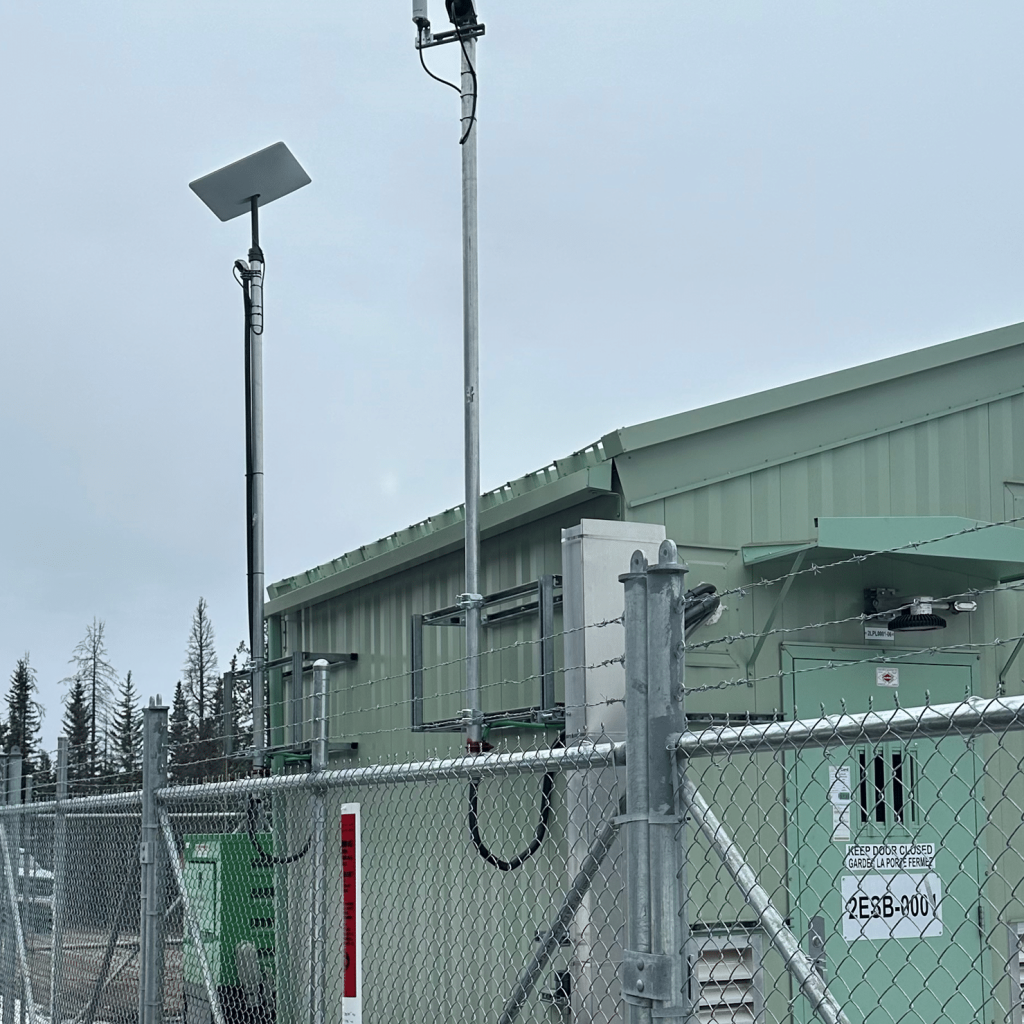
[841, 873, 943, 940]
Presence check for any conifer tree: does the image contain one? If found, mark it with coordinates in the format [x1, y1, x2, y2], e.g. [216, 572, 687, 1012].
[168, 681, 197, 783]
[62, 676, 93, 793]
[112, 670, 143, 785]
[5, 654, 41, 777]
[65, 619, 117, 776]
[34, 750, 54, 802]
[184, 598, 219, 735]
[232, 642, 254, 752]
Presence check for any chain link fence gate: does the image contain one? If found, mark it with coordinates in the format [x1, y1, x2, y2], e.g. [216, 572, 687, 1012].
[0, 543, 1022, 1022]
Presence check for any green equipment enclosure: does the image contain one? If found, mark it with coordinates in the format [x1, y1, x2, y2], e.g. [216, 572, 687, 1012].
[183, 833, 276, 1023]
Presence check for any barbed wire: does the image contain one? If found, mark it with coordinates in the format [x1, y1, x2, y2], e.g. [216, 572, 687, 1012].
[683, 631, 1024, 694]
[719, 511, 1024, 599]
[689, 577, 1024, 652]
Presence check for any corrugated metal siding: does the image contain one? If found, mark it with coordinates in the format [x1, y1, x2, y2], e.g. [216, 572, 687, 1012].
[644, 396, 1024, 548]
[273, 495, 617, 765]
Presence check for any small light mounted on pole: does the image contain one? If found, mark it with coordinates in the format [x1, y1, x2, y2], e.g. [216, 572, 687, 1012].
[189, 142, 311, 772]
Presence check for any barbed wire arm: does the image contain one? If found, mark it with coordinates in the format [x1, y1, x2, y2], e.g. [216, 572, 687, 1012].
[746, 550, 806, 681]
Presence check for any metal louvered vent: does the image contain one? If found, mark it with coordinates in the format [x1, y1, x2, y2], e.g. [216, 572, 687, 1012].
[691, 934, 764, 1024]
[1011, 923, 1024, 1024]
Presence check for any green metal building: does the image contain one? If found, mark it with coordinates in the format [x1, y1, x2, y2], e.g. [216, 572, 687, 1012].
[261, 320, 1024, 1023]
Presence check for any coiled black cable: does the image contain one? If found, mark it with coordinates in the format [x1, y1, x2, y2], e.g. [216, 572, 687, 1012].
[468, 732, 563, 871]
[246, 796, 311, 867]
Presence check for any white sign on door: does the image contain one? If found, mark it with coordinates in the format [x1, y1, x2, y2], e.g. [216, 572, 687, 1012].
[845, 843, 935, 872]
[828, 766, 852, 841]
[841, 872, 943, 940]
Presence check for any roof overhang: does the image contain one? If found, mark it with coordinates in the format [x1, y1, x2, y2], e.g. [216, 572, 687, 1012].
[742, 516, 1024, 583]
[266, 462, 616, 615]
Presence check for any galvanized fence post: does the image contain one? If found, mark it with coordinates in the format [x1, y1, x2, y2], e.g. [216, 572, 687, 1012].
[632, 541, 690, 1017]
[2, 752, 19, 1024]
[621, 550, 653, 1024]
[138, 698, 168, 1024]
[309, 659, 329, 1024]
[50, 738, 68, 1024]
[0, 750, 34, 1024]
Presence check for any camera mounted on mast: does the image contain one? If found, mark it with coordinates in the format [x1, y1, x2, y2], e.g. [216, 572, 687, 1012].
[413, 0, 485, 48]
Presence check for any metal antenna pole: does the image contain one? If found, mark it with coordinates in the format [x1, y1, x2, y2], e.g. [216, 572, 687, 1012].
[249, 196, 267, 770]
[461, 33, 483, 748]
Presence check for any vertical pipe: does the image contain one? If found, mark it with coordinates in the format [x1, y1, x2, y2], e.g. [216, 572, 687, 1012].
[539, 576, 556, 711]
[311, 660, 329, 774]
[645, 540, 690, 1017]
[410, 615, 424, 731]
[309, 661, 328, 1024]
[461, 32, 483, 747]
[620, 552, 652, 1024]
[138, 699, 168, 1024]
[249, 199, 266, 771]
[50, 739, 68, 1024]
[223, 672, 234, 780]
[291, 651, 304, 749]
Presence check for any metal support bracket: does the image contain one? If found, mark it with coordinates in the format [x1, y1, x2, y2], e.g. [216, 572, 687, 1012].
[808, 915, 827, 982]
[415, 22, 486, 48]
[746, 550, 806, 682]
[620, 950, 674, 1003]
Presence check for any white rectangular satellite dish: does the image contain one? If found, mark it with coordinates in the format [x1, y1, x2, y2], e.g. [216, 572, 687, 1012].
[189, 142, 311, 222]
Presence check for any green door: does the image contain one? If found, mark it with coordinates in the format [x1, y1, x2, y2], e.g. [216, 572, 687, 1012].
[784, 646, 985, 1024]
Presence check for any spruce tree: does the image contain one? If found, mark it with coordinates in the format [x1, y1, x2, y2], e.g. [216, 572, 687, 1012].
[62, 676, 93, 793]
[5, 654, 41, 778]
[112, 670, 143, 785]
[168, 681, 197, 783]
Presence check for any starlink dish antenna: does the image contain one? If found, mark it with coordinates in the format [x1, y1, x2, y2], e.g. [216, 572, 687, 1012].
[190, 142, 311, 771]
[412, 1, 486, 751]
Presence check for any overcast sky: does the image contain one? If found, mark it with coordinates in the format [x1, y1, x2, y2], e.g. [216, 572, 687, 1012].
[3, 1, 1023, 749]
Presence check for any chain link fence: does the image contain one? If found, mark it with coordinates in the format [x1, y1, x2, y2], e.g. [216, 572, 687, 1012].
[0, 542, 1021, 1023]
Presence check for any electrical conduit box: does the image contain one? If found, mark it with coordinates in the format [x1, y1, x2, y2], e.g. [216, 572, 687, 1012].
[560, 519, 666, 1023]
[183, 833, 276, 1023]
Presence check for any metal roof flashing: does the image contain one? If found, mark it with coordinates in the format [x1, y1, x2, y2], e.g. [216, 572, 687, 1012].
[742, 516, 1024, 583]
[266, 455, 614, 614]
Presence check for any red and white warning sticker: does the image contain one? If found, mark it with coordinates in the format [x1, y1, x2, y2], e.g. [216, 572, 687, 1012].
[876, 667, 899, 688]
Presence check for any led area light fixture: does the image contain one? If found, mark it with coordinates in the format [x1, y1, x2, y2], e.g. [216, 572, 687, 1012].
[864, 588, 978, 632]
[445, 0, 478, 27]
[189, 143, 310, 769]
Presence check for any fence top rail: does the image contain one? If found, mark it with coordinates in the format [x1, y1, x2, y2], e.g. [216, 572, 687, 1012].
[0, 788, 143, 817]
[673, 694, 1024, 756]
[156, 740, 625, 803]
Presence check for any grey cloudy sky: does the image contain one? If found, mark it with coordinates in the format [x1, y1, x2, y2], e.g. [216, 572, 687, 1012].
[2, 2, 1022, 749]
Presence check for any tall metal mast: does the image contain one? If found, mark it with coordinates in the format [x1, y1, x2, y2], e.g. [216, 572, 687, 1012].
[414, 0, 487, 749]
